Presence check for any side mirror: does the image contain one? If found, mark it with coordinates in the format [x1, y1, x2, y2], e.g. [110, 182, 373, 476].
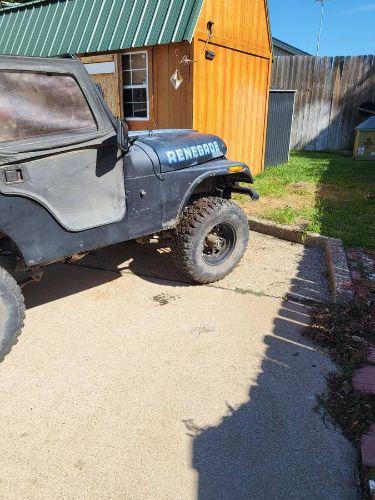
[117, 118, 129, 152]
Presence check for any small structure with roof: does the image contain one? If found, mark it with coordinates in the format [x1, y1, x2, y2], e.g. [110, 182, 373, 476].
[0, 0, 273, 174]
[272, 37, 310, 57]
[354, 115, 375, 161]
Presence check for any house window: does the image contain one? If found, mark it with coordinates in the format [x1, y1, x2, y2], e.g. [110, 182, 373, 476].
[122, 51, 149, 120]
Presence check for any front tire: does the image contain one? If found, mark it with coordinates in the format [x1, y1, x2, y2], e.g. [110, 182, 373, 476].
[0, 265, 25, 361]
[172, 197, 249, 284]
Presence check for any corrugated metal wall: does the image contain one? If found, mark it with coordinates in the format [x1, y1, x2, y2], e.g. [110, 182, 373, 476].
[265, 90, 296, 167]
[272, 46, 293, 57]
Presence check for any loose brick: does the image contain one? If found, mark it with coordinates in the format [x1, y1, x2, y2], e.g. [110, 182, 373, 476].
[352, 366, 375, 395]
[362, 425, 375, 467]
[368, 347, 375, 365]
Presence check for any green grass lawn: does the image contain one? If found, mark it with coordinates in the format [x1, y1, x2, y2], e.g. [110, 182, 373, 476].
[235, 151, 375, 249]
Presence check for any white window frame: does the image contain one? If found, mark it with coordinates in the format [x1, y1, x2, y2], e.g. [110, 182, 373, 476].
[122, 51, 149, 121]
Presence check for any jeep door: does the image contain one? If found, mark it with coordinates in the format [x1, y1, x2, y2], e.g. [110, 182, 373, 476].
[0, 56, 125, 232]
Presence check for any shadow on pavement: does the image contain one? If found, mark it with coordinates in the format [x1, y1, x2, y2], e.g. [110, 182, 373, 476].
[22, 230, 357, 497]
[282, 244, 330, 304]
[24, 234, 330, 309]
[189, 245, 357, 500]
[23, 240, 190, 309]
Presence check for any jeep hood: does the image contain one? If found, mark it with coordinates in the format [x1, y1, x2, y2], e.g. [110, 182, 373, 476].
[133, 129, 227, 172]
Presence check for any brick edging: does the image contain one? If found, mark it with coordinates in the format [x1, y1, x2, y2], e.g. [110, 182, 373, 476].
[248, 217, 355, 304]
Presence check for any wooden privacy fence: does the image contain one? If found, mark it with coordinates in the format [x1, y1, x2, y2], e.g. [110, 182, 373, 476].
[271, 55, 375, 151]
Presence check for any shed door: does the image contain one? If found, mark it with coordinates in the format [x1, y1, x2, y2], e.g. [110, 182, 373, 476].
[0, 69, 125, 232]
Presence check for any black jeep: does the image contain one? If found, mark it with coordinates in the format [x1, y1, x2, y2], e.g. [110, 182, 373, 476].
[0, 55, 258, 360]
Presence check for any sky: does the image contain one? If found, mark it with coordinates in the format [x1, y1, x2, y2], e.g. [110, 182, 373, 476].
[268, 0, 375, 56]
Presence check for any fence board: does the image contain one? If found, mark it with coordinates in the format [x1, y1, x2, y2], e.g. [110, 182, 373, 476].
[271, 55, 375, 151]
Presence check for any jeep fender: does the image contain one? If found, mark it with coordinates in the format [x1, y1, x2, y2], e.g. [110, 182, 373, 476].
[161, 159, 253, 230]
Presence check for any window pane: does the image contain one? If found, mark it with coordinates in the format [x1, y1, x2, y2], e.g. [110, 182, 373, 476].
[123, 88, 133, 102]
[133, 88, 147, 102]
[0, 72, 96, 142]
[122, 52, 148, 119]
[132, 69, 147, 85]
[124, 100, 133, 118]
[123, 70, 131, 86]
[131, 53, 147, 70]
[133, 103, 147, 118]
[122, 54, 131, 71]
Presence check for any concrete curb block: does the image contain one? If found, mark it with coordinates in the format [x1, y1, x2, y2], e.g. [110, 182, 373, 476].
[248, 217, 355, 305]
[324, 239, 355, 305]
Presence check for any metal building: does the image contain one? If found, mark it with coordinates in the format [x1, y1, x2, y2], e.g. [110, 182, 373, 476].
[265, 90, 296, 167]
[272, 38, 310, 57]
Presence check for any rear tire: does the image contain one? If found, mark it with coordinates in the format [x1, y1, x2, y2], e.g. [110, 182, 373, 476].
[172, 197, 249, 284]
[0, 265, 25, 361]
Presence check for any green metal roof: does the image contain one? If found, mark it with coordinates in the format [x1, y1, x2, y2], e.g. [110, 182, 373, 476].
[0, 0, 204, 57]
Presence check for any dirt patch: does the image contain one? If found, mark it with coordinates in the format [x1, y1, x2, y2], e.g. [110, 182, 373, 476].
[239, 183, 352, 218]
[289, 182, 316, 194]
[316, 183, 350, 202]
[152, 293, 180, 306]
[237, 181, 358, 225]
[238, 192, 314, 219]
[191, 325, 216, 335]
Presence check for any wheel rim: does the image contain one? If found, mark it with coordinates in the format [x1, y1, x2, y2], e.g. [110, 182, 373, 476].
[203, 223, 236, 266]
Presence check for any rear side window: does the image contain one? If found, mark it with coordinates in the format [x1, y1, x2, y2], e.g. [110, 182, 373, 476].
[0, 71, 96, 143]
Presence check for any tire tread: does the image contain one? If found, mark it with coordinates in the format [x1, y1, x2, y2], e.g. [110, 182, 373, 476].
[0, 265, 25, 362]
[172, 197, 248, 284]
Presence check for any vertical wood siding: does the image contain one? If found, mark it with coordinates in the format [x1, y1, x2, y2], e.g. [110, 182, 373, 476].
[78, 0, 272, 174]
[272, 55, 375, 151]
[121, 42, 193, 131]
[85, 42, 193, 131]
[196, 0, 271, 57]
[152, 41, 193, 130]
[192, 0, 272, 175]
[192, 41, 271, 174]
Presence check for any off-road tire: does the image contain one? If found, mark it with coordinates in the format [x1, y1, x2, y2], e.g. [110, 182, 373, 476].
[0, 265, 25, 361]
[172, 197, 249, 284]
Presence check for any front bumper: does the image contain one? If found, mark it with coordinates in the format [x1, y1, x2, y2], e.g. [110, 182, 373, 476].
[228, 184, 260, 201]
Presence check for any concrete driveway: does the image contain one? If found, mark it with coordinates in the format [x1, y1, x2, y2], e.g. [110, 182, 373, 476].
[0, 233, 357, 499]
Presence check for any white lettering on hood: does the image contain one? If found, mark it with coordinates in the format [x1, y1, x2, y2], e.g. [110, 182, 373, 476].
[166, 141, 222, 164]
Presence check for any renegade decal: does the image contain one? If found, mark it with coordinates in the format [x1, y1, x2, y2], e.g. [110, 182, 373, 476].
[165, 141, 222, 164]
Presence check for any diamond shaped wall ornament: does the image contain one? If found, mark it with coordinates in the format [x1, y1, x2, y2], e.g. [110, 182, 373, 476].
[170, 69, 183, 90]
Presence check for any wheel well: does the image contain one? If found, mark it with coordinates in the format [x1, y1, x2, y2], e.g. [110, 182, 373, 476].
[173, 172, 251, 227]
[189, 175, 232, 200]
[0, 232, 26, 270]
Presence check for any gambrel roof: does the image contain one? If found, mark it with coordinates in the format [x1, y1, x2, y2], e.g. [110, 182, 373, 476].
[0, 0, 204, 56]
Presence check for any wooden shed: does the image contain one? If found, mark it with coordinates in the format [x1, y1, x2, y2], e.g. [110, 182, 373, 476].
[0, 0, 272, 174]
